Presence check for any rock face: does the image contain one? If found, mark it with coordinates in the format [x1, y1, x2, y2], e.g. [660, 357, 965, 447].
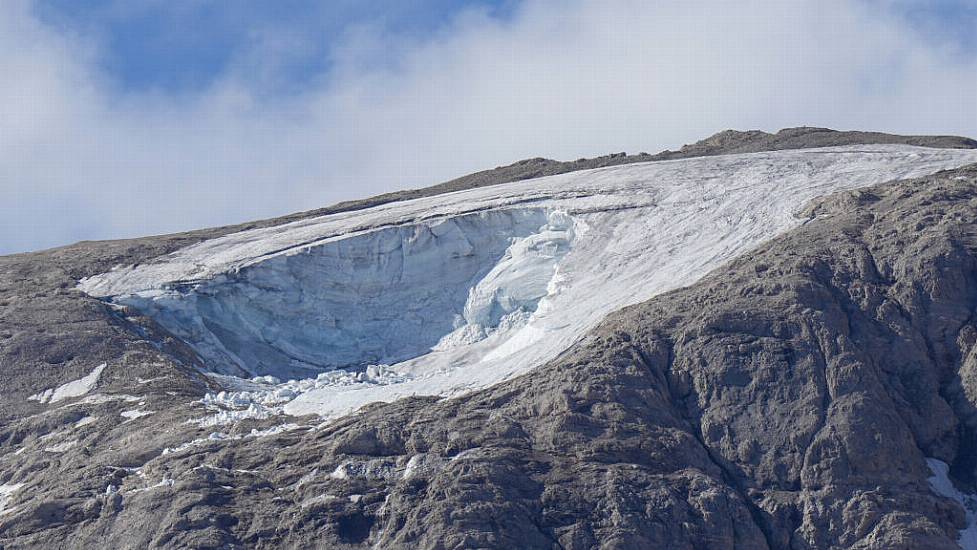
[2, 129, 977, 549]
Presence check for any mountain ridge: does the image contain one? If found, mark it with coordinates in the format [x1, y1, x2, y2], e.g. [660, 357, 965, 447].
[9, 126, 973, 262]
[3, 130, 977, 548]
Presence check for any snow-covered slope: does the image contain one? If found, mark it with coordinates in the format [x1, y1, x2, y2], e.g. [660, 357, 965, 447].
[79, 145, 977, 420]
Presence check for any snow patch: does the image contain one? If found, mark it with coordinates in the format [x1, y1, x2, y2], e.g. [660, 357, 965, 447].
[44, 440, 77, 453]
[131, 478, 175, 493]
[330, 459, 397, 481]
[162, 432, 233, 456]
[927, 458, 977, 549]
[248, 423, 301, 438]
[75, 416, 98, 428]
[74, 416, 98, 428]
[161, 423, 302, 456]
[28, 363, 106, 404]
[0, 483, 24, 515]
[402, 453, 446, 480]
[121, 409, 154, 421]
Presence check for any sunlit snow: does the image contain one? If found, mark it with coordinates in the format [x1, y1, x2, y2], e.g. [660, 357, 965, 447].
[121, 409, 155, 421]
[927, 458, 977, 549]
[79, 145, 977, 420]
[28, 363, 107, 404]
[0, 483, 24, 516]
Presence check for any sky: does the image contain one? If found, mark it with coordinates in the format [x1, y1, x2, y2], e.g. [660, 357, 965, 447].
[2, 0, 976, 255]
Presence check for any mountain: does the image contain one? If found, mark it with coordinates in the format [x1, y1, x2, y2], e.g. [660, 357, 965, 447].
[2, 128, 977, 549]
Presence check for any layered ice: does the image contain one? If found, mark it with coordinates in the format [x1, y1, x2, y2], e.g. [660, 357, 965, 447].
[99, 209, 565, 378]
[79, 145, 977, 420]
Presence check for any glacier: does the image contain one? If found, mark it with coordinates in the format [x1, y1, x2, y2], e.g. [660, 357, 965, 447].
[78, 145, 977, 420]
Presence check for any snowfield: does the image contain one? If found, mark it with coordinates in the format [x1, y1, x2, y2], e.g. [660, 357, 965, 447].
[79, 145, 977, 420]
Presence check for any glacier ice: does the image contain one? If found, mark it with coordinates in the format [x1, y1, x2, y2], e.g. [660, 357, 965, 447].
[107, 208, 566, 378]
[79, 145, 977, 420]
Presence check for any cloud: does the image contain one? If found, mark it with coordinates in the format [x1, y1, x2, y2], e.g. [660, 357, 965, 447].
[1, 0, 975, 254]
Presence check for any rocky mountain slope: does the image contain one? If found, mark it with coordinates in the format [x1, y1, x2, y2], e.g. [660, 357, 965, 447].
[2, 128, 977, 549]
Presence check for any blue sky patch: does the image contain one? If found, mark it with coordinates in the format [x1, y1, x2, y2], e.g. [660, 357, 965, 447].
[34, 0, 518, 95]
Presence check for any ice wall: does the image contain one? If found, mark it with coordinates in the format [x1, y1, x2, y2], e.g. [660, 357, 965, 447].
[114, 209, 571, 378]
